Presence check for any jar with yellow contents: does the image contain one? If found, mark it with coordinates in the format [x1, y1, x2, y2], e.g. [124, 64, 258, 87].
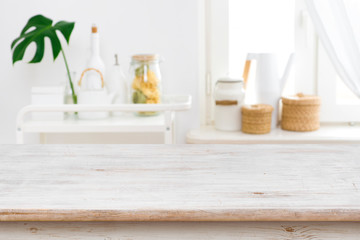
[129, 54, 162, 116]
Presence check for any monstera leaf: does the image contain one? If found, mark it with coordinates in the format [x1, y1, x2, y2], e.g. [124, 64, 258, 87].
[11, 15, 75, 64]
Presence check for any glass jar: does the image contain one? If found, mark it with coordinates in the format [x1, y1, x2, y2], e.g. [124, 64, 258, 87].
[129, 54, 162, 116]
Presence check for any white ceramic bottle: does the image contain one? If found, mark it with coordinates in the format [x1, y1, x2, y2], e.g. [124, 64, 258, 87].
[78, 24, 110, 119]
[83, 24, 106, 90]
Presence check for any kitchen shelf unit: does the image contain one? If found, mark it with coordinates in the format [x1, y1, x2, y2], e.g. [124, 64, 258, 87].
[16, 95, 191, 144]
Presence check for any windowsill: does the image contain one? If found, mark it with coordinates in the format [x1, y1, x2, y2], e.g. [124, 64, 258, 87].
[186, 124, 360, 144]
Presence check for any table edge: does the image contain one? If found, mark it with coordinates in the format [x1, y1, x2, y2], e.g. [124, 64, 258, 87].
[1, 209, 360, 222]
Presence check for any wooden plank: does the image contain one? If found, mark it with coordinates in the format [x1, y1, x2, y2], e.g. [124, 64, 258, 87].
[0, 144, 360, 221]
[1, 222, 360, 239]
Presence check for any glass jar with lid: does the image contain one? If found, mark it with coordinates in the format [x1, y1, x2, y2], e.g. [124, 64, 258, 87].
[214, 77, 245, 131]
[129, 54, 162, 116]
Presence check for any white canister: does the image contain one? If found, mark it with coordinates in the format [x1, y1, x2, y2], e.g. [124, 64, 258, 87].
[214, 78, 245, 131]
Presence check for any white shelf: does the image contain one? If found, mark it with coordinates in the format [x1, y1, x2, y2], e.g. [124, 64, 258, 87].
[187, 124, 360, 144]
[16, 95, 191, 144]
[23, 113, 166, 133]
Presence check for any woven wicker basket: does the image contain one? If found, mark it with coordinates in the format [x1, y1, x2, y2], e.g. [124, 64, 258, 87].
[281, 93, 321, 132]
[241, 104, 273, 134]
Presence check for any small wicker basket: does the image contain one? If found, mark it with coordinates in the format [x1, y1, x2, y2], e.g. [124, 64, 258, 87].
[241, 104, 273, 134]
[281, 93, 321, 132]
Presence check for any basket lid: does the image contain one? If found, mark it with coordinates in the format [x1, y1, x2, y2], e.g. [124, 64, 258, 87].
[241, 104, 273, 113]
[282, 93, 321, 105]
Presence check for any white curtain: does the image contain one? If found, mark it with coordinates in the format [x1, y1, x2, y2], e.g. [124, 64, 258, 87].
[305, 0, 360, 98]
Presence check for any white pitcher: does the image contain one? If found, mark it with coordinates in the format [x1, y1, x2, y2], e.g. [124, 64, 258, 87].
[242, 53, 295, 128]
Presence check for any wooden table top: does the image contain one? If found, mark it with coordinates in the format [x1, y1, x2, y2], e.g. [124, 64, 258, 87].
[0, 144, 359, 222]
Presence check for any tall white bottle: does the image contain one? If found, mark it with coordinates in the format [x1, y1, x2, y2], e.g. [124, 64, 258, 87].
[78, 24, 109, 119]
[83, 24, 106, 90]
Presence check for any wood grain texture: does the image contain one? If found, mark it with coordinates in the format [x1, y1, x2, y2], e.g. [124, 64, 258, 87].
[0, 144, 360, 222]
[1, 222, 360, 239]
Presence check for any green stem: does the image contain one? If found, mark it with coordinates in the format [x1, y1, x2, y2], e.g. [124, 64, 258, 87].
[61, 49, 77, 104]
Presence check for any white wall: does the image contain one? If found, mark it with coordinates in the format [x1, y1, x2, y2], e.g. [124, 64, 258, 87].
[0, 0, 200, 143]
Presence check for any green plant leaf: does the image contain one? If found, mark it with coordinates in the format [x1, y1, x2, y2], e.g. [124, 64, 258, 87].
[11, 14, 75, 64]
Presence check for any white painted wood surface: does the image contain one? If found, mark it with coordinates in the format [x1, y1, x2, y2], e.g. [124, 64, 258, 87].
[0, 144, 360, 222]
[187, 125, 360, 143]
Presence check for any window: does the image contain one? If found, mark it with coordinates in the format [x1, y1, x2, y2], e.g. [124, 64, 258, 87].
[229, 0, 295, 105]
[202, 0, 360, 125]
[318, 43, 360, 122]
